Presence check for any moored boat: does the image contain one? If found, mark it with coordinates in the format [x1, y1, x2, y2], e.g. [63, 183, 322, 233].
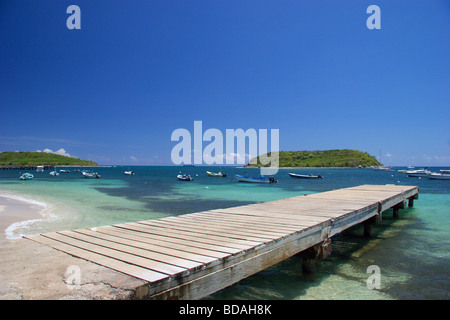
[288, 173, 323, 179]
[49, 171, 59, 176]
[406, 169, 431, 177]
[19, 173, 34, 180]
[82, 171, 101, 179]
[428, 173, 450, 180]
[59, 169, 70, 173]
[124, 171, 134, 176]
[177, 174, 193, 181]
[206, 171, 227, 177]
[235, 174, 277, 184]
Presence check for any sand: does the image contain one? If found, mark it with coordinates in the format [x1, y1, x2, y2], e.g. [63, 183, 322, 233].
[0, 194, 47, 240]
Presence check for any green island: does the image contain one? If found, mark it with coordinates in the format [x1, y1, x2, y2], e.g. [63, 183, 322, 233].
[0, 152, 98, 167]
[247, 149, 382, 168]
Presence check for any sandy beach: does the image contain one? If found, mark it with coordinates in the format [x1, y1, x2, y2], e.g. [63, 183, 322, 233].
[0, 194, 47, 240]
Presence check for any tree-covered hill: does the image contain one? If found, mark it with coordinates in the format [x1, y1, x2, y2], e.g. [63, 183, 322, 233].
[247, 149, 382, 168]
[0, 152, 98, 166]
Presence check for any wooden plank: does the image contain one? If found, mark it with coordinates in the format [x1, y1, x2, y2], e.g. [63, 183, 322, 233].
[134, 221, 263, 248]
[73, 229, 217, 265]
[172, 213, 302, 234]
[25, 235, 168, 283]
[58, 230, 203, 270]
[110, 225, 242, 255]
[158, 216, 291, 240]
[93, 226, 230, 259]
[114, 223, 252, 252]
[42, 232, 188, 276]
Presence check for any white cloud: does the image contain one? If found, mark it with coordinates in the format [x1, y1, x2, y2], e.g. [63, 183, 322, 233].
[40, 148, 74, 158]
[130, 155, 138, 161]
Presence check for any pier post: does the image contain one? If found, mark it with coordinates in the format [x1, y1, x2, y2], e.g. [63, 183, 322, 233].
[298, 239, 332, 274]
[393, 201, 406, 218]
[363, 216, 377, 238]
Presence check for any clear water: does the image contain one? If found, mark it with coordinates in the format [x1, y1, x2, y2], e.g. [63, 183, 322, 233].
[0, 166, 448, 299]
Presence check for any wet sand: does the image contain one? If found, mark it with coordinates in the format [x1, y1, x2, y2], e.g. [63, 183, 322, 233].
[0, 195, 46, 240]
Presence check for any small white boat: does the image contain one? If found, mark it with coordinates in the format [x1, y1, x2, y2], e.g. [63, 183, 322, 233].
[82, 171, 101, 179]
[59, 169, 70, 173]
[49, 171, 59, 176]
[19, 173, 34, 180]
[36, 166, 44, 173]
[177, 174, 193, 181]
[206, 171, 227, 177]
[124, 171, 134, 176]
[373, 166, 392, 171]
[289, 173, 323, 179]
[235, 174, 277, 184]
[407, 169, 431, 177]
[428, 173, 450, 180]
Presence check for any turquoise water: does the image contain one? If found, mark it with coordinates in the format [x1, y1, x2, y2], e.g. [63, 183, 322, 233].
[0, 166, 449, 299]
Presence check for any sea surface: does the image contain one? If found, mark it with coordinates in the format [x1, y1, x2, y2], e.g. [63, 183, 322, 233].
[0, 166, 449, 299]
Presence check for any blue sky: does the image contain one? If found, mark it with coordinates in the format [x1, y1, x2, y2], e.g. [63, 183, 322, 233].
[1, 0, 449, 166]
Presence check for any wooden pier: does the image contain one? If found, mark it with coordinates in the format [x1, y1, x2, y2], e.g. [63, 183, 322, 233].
[25, 184, 418, 299]
[0, 165, 55, 171]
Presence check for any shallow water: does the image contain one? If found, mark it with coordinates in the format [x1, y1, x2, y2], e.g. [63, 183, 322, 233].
[0, 166, 448, 299]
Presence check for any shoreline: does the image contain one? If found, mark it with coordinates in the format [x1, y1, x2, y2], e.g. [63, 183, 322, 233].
[0, 193, 51, 240]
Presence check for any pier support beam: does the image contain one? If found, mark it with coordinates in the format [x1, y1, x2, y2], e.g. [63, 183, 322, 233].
[393, 201, 406, 218]
[408, 194, 418, 207]
[298, 239, 332, 274]
[363, 216, 378, 238]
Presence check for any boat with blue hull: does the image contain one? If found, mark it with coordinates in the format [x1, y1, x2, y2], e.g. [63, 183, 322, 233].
[235, 174, 277, 184]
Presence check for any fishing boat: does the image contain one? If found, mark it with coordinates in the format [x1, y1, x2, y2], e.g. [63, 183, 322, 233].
[124, 171, 134, 176]
[19, 173, 34, 180]
[206, 171, 227, 177]
[235, 174, 277, 184]
[177, 174, 193, 181]
[406, 168, 431, 177]
[82, 171, 101, 179]
[288, 173, 323, 179]
[428, 172, 450, 180]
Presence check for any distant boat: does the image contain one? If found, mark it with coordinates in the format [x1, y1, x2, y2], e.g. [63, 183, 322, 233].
[74, 169, 81, 173]
[82, 171, 101, 179]
[407, 168, 431, 177]
[373, 166, 392, 171]
[206, 171, 227, 177]
[59, 169, 70, 173]
[235, 174, 277, 184]
[124, 171, 134, 176]
[289, 173, 323, 179]
[49, 171, 59, 176]
[177, 174, 193, 181]
[428, 173, 450, 180]
[19, 173, 34, 180]
[36, 166, 44, 173]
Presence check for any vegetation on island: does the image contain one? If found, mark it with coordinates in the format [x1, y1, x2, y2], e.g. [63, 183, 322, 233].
[247, 149, 382, 168]
[0, 152, 98, 167]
